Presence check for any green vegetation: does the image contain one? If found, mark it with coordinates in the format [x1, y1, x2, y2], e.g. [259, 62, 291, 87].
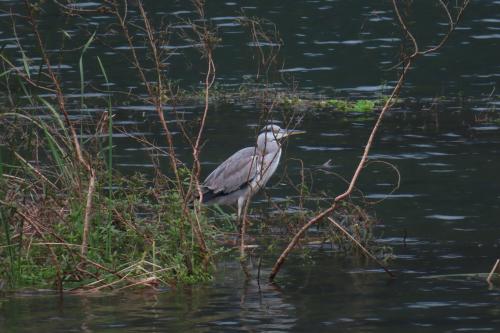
[0, 73, 391, 291]
[165, 85, 388, 115]
[0, 0, 392, 291]
[0, 105, 222, 290]
[280, 96, 304, 108]
[314, 98, 382, 113]
[0, 25, 222, 290]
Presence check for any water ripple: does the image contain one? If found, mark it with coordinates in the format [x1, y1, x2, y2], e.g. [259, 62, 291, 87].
[426, 215, 467, 221]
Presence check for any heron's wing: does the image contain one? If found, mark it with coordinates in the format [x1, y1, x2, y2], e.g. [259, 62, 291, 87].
[203, 147, 261, 195]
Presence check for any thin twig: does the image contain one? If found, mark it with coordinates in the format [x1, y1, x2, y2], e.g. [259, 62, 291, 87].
[327, 217, 395, 278]
[487, 259, 500, 284]
[24, 0, 90, 174]
[268, 0, 470, 282]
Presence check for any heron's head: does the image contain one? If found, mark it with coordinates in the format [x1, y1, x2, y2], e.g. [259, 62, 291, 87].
[257, 125, 305, 150]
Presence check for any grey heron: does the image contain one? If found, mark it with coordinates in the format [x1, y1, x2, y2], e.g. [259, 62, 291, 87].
[201, 124, 305, 219]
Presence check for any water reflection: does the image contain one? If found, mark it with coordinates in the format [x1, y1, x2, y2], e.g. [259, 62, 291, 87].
[1, 265, 298, 332]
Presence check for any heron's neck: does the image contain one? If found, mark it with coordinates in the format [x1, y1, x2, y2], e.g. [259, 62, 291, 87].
[257, 139, 281, 155]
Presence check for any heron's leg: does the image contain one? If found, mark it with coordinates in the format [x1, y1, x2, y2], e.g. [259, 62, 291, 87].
[238, 196, 249, 259]
[237, 197, 243, 221]
[237, 197, 244, 249]
[238, 197, 251, 277]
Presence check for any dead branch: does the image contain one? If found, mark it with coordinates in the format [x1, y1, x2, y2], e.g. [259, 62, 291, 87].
[268, 0, 470, 282]
[487, 259, 500, 285]
[24, 0, 91, 175]
[189, 0, 217, 262]
[136, 0, 210, 260]
[135, 1, 184, 186]
[109, 0, 194, 262]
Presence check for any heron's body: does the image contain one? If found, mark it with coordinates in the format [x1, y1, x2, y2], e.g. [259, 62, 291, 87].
[202, 125, 301, 218]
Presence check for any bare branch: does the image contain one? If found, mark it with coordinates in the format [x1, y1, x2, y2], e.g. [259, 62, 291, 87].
[268, 0, 470, 282]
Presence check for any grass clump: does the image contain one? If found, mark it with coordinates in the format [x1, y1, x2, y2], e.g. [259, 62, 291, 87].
[315, 98, 380, 113]
[0, 0, 224, 291]
[0, 107, 221, 291]
[353, 99, 376, 112]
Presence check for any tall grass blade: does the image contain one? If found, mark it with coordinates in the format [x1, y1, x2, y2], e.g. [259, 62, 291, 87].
[79, 32, 96, 109]
[0, 67, 14, 78]
[13, 152, 57, 190]
[79, 32, 96, 149]
[61, 30, 71, 39]
[16, 76, 34, 106]
[97, 56, 113, 258]
[42, 126, 72, 185]
[38, 96, 71, 143]
[0, 113, 72, 185]
[20, 48, 31, 79]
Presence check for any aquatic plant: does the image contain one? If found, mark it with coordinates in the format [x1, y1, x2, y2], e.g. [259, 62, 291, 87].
[314, 98, 380, 113]
[0, 0, 224, 291]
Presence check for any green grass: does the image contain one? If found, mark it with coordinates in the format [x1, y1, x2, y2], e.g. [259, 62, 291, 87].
[97, 55, 114, 260]
[275, 94, 386, 113]
[316, 98, 380, 113]
[0, 84, 220, 292]
[0, 156, 220, 290]
[353, 99, 376, 112]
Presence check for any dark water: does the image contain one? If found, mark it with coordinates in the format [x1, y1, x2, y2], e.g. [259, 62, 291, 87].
[1, 0, 500, 332]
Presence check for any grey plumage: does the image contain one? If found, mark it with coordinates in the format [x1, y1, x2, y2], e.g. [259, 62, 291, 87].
[202, 125, 304, 218]
[203, 147, 259, 196]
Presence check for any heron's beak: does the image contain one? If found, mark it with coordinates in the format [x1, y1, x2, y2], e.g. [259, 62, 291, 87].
[285, 129, 306, 137]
